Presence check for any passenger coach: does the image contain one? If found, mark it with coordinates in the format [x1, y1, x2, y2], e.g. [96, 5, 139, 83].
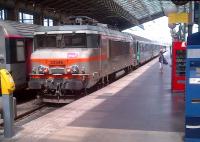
[0, 20, 40, 90]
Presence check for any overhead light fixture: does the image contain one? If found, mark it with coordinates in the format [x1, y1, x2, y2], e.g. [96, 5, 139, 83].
[171, 0, 189, 6]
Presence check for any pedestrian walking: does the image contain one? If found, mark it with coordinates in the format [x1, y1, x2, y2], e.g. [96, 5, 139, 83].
[158, 49, 168, 72]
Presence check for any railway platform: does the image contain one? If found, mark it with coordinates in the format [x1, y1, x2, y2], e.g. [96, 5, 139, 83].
[1, 50, 185, 142]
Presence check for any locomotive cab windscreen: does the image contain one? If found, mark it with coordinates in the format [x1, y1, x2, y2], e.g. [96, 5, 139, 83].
[34, 33, 100, 49]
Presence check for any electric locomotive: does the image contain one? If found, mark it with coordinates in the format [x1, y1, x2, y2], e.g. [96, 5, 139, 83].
[28, 24, 136, 103]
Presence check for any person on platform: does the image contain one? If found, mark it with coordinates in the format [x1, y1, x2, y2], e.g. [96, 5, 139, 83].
[159, 49, 164, 72]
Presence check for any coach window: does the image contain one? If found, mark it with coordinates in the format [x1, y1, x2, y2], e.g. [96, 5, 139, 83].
[143, 44, 145, 52]
[144, 44, 147, 52]
[143, 44, 145, 51]
[16, 40, 25, 62]
[87, 34, 100, 48]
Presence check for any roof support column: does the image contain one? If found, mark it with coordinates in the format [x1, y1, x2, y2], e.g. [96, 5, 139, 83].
[34, 13, 43, 25]
[188, 1, 193, 36]
[53, 19, 60, 26]
[6, 7, 19, 21]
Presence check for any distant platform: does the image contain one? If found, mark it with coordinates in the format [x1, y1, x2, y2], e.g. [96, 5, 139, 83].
[0, 51, 184, 142]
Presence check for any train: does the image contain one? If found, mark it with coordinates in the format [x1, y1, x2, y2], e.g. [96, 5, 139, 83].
[28, 24, 166, 103]
[0, 20, 40, 90]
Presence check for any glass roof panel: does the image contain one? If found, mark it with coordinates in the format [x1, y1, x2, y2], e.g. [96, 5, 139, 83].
[113, 0, 189, 21]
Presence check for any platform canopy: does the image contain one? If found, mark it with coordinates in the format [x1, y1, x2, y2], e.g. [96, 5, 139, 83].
[1, 0, 188, 30]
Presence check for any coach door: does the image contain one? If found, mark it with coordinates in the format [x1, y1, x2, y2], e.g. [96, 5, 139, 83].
[132, 40, 137, 66]
[136, 41, 140, 64]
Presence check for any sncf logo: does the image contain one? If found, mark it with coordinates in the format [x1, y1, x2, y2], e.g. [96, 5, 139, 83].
[67, 52, 79, 58]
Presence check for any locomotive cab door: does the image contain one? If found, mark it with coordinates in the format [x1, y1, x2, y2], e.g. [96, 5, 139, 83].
[86, 34, 101, 86]
[100, 36, 110, 77]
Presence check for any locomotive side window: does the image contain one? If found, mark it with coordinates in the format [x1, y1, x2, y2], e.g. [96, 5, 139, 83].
[109, 40, 130, 57]
[16, 40, 25, 62]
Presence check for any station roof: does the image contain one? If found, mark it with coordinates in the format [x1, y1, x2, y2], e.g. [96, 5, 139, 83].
[2, 0, 188, 30]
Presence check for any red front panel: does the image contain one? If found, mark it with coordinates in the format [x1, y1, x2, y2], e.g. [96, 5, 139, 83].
[171, 41, 186, 92]
[25, 38, 33, 76]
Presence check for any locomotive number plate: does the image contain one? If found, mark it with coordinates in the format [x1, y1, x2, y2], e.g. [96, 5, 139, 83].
[49, 60, 64, 65]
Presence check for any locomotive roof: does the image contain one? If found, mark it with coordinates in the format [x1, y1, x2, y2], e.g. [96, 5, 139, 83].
[35, 25, 132, 39]
[35, 25, 158, 44]
[0, 20, 40, 38]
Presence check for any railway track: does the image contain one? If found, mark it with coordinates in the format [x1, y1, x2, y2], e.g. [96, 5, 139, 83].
[0, 100, 45, 125]
[15, 103, 46, 121]
[0, 101, 64, 128]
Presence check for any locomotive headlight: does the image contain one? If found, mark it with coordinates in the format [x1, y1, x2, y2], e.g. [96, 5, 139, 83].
[81, 67, 85, 74]
[38, 65, 49, 74]
[66, 68, 72, 74]
[32, 67, 37, 74]
[71, 65, 79, 74]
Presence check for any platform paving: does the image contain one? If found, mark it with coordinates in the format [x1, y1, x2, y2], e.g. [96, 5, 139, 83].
[1, 51, 185, 142]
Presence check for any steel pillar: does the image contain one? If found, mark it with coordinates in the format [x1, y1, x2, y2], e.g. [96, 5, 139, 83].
[2, 95, 14, 138]
[6, 8, 18, 21]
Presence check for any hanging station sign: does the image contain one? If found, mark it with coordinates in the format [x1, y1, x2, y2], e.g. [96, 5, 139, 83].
[168, 12, 189, 24]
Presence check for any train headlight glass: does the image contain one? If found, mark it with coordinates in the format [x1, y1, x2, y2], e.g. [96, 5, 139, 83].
[81, 67, 85, 74]
[66, 68, 72, 74]
[32, 67, 37, 74]
[38, 65, 49, 74]
[71, 65, 79, 74]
